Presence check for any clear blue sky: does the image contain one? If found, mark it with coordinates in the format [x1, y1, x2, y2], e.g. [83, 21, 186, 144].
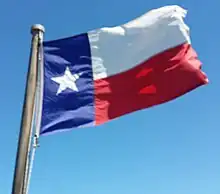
[1, 0, 219, 193]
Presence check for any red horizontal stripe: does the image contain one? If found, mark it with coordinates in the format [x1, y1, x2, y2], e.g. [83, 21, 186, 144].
[94, 43, 208, 125]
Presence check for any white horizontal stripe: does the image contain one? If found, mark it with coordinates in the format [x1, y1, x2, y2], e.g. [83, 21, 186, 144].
[88, 5, 191, 80]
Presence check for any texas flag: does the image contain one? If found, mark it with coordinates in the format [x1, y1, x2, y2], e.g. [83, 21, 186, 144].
[39, 5, 208, 135]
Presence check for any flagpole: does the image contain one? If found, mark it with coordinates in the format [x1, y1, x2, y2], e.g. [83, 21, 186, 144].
[23, 26, 45, 194]
[12, 24, 45, 194]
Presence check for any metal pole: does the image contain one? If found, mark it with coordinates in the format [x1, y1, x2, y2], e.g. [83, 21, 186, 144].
[12, 24, 45, 194]
[23, 27, 44, 194]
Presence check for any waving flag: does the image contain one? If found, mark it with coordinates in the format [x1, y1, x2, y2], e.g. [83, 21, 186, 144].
[39, 5, 208, 135]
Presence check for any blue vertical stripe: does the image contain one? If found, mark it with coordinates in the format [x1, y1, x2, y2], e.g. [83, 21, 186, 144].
[40, 33, 95, 135]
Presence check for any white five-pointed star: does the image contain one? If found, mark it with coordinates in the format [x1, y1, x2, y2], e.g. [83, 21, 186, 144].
[51, 67, 82, 95]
